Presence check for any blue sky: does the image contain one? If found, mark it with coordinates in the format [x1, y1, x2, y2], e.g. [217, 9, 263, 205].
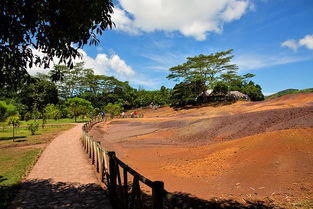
[79, 0, 313, 95]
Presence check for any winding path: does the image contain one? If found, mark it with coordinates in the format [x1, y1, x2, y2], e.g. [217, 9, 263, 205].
[11, 124, 112, 209]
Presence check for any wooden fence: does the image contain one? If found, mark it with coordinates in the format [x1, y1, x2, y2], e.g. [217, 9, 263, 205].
[81, 120, 165, 209]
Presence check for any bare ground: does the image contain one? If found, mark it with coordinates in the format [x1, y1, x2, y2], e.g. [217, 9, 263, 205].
[90, 93, 313, 208]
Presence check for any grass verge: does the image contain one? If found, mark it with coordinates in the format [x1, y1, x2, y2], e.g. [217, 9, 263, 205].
[18, 118, 90, 126]
[0, 124, 74, 148]
[0, 148, 42, 209]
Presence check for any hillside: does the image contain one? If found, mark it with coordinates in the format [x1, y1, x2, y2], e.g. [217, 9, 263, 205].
[266, 88, 313, 100]
[90, 93, 313, 208]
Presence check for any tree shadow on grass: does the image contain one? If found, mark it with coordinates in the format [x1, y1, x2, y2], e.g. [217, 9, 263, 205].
[0, 176, 19, 209]
[0, 176, 8, 184]
[0, 136, 27, 141]
[6, 179, 111, 209]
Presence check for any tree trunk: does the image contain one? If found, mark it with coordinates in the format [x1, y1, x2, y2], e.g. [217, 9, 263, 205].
[12, 125, 15, 142]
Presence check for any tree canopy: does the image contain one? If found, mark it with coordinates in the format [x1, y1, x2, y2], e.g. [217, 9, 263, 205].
[65, 97, 93, 122]
[0, 0, 114, 89]
[0, 101, 17, 122]
[167, 50, 264, 106]
[19, 79, 59, 112]
[167, 49, 238, 87]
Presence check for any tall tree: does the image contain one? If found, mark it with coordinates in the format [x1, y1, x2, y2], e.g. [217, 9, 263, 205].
[0, 101, 17, 122]
[170, 79, 206, 107]
[49, 63, 94, 98]
[65, 97, 93, 122]
[19, 78, 59, 112]
[167, 49, 238, 87]
[0, 0, 114, 89]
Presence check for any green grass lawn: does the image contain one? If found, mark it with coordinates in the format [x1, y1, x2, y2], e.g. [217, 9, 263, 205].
[0, 123, 75, 209]
[18, 117, 90, 126]
[0, 124, 75, 148]
[0, 147, 41, 209]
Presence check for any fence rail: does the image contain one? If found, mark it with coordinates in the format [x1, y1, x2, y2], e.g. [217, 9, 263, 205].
[81, 120, 165, 209]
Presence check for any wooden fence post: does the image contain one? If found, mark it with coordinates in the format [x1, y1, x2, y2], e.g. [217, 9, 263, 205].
[88, 137, 92, 158]
[108, 151, 117, 196]
[99, 151, 104, 182]
[96, 141, 101, 172]
[152, 181, 164, 209]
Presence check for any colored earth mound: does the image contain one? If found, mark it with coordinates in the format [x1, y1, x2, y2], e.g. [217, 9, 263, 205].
[90, 93, 313, 208]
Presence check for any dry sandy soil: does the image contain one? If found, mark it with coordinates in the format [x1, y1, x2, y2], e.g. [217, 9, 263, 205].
[89, 93, 313, 208]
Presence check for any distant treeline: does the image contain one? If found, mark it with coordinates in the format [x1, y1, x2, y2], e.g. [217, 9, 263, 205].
[0, 49, 266, 123]
[0, 62, 171, 122]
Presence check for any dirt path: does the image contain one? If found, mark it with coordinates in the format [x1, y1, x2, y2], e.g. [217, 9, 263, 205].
[11, 124, 112, 209]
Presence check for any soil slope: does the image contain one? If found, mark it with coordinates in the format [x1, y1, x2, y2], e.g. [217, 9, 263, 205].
[90, 93, 313, 208]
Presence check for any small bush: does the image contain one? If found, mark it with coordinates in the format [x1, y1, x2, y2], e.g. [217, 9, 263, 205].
[27, 123, 39, 135]
[103, 103, 123, 118]
[213, 82, 229, 95]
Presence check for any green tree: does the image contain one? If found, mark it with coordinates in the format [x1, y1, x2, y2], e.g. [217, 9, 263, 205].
[44, 104, 62, 120]
[65, 97, 93, 122]
[134, 86, 171, 107]
[167, 49, 238, 87]
[49, 63, 95, 98]
[213, 82, 229, 95]
[170, 79, 206, 107]
[0, 101, 17, 131]
[19, 79, 59, 112]
[0, 101, 17, 122]
[6, 115, 20, 141]
[220, 70, 242, 84]
[242, 81, 264, 101]
[103, 103, 123, 118]
[27, 122, 39, 135]
[1, 0, 114, 89]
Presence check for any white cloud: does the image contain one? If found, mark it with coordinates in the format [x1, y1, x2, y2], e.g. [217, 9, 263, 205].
[111, 8, 140, 34]
[281, 39, 299, 51]
[281, 34, 313, 51]
[221, 0, 249, 22]
[27, 48, 160, 88]
[299, 34, 313, 50]
[78, 49, 135, 77]
[112, 0, 251, 40]
[234, 54, 311, 71]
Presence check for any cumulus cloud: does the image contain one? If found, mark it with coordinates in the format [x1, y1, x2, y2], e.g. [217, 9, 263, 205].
[299, 34, 313, 50]
[78, 49, 135, 77]
[28, 48, 134, 78]
[26, 49, 162, 87]
[281, 34, 313, 51]
[112, 0, 250, 40]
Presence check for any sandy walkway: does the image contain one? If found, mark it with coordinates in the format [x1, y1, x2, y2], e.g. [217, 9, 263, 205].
[11, 124, 112, 209]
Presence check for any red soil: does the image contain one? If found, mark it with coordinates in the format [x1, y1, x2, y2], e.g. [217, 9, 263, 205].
[90, 93, 313, 208]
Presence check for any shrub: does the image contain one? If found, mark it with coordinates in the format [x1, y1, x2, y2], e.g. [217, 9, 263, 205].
[103, 103, 123, 118]
[23, 112, 32, 121]
[44, 104, 62, 120]
[27, 122, 39, 135]
[6, 115, 20, 141]
[213, 82, 229, 95]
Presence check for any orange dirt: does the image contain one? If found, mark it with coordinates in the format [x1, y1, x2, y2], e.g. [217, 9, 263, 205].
[90, 93, 313, 208]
